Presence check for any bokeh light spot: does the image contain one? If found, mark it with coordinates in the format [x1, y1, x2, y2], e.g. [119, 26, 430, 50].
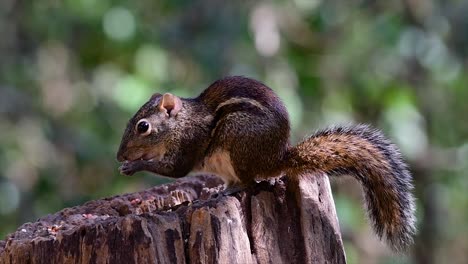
[113, 75, 151, 111]
[0, 181, 20, 215]
[103, 7, 136, 41]
[134, 45, 168, 82]
[250, 4, 280, 57]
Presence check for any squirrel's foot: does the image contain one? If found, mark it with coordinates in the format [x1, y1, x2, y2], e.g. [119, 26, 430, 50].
[222, 185, 247, 196]
[210, 185, 247, 199]
[119, 160, 146, 176]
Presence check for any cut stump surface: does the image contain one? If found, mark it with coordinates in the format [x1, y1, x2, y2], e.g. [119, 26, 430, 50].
[0, 174, 346, 264]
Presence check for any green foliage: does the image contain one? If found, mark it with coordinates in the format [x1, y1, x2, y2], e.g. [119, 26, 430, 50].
[1, 0, 467, 263]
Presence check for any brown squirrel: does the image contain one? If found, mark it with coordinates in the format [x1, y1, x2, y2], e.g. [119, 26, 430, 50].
[117, 76, 416, 251]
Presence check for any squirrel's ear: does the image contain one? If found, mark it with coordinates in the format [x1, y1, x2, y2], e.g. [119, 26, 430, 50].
[159, 93, 182, 117]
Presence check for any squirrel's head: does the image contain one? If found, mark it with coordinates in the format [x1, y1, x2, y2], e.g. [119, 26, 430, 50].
[116, 93, 183, 162]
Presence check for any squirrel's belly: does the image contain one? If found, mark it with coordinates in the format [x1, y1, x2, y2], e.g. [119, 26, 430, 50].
[195, 150, 240, 184]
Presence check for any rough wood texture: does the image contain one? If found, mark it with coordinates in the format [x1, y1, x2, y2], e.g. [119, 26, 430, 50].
[0, 173, 346, 264]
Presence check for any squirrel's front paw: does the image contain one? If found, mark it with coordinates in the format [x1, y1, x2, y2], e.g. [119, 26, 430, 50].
[119, 161, 138, 176]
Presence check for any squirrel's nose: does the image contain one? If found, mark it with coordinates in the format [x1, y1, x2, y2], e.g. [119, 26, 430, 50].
[116, 149, 126, 162]
[117, 155, 125, 162]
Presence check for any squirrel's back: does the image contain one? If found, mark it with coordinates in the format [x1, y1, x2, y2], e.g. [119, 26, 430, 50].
[198, 76, 289, 119]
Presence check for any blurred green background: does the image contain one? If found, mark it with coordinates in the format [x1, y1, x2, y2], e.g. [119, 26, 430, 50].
[0, 0, 467, 263]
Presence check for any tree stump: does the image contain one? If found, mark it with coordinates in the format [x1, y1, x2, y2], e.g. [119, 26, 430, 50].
[0, 173, 346, 264]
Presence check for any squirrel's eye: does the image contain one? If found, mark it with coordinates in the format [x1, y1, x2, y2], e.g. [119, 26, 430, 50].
[136, 119, 151, 136]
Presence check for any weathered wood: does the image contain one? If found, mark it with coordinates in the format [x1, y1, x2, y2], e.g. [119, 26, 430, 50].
[0, 174, 346, 264]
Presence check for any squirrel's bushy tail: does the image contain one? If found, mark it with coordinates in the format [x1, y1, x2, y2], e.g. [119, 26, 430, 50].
[284, 124, 416, 251]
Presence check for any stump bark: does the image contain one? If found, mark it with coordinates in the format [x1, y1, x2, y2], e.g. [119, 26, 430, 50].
[0, 173, 346, 264]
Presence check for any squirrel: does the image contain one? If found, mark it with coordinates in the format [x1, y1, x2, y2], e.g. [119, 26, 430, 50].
[116, 76, 416, 251]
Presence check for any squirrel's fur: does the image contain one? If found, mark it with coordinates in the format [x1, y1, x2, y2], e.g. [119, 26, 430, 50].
[117, 76, 416, 251]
